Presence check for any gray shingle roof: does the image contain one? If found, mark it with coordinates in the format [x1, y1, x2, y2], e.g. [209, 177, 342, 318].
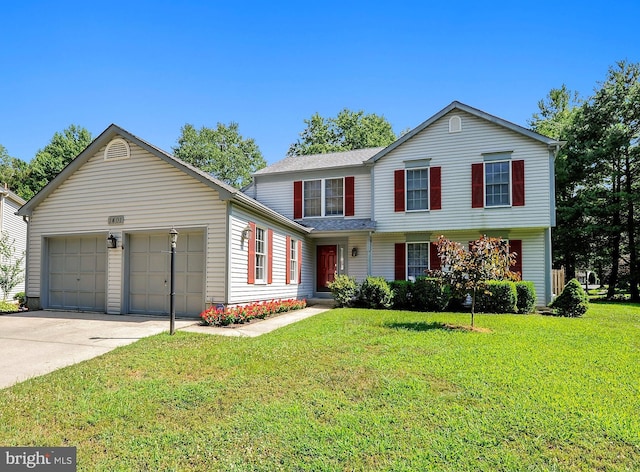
[255, 147, 383, 175]
[297, 218, 376, 232]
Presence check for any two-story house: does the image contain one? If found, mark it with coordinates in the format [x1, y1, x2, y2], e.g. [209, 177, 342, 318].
[249, 101, 560, 305]
[17, 101, 559, 316]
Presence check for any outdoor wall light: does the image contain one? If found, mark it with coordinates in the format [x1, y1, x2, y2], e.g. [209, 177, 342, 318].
[351, 247, 358, 257]
[107, 234, 117, 249]
[241, 226, 253, 239]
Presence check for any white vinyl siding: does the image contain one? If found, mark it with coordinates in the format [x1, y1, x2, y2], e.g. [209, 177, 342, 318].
[251, 168, 371, 220]
[228, 206, 312, 305]
[373, 110, 553, 232]
[370, 229, 548, 305]
[25, 140, 226, 314]
[1, 196, 27, 298]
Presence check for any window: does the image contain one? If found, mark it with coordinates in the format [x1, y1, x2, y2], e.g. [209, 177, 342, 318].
[407, 242, 429, 279]
[325, 178, 344, 216]
[289, 238, 298, 284]
[303, 180, 321, 217]
[406, 168, 429, 211]
[303, 178, 344, 217]
[255, 227, 266, 282]
[485, 161, 510, 207]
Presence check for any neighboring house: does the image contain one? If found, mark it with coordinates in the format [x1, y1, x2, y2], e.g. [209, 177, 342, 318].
[17, 101, 560, 316]
[0, 185, 26, 300]
[249, 101, 560, 305]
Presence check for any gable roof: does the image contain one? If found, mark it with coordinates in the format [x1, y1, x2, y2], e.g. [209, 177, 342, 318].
[17, 124, 311, 234]
[254, 147, 383, 176]
[366, 101, 562, 164]
[0, 186, 26, 206]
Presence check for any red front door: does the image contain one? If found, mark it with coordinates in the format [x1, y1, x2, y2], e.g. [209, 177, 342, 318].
[317, 245, 337, 292]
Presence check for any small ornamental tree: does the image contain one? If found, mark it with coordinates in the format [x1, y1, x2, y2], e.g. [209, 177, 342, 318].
[436, 235, 517, 327]
[0, 231, 24, 301]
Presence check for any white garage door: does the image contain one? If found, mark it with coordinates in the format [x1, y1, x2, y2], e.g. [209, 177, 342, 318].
[48, 236, 106, 311]
[128, 231, 204, 317]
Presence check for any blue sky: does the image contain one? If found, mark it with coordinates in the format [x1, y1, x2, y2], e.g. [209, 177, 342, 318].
[1, 1, 638, 165]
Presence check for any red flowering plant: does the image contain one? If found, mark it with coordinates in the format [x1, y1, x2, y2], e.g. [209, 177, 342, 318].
[200, 298, 307, 326]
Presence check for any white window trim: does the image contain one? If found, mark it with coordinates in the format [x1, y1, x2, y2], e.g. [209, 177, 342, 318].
[289, 238, 298, 284]
[406, 241, 430, 280]
[255, 226, 267, 284]
[302, 177, 345, 218]
[405, 167, 430, 213]
[484, 160, 512, 208]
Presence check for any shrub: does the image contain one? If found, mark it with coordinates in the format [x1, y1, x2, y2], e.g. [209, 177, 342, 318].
[390, 280, 413, 309]
[475, 280, 517, 313]
[358, 276, 394, 309]
[13, 291, 26, 307]
[0, 300, 18, 313]
[515, 281, 536, 314]
[328, 274, 358, 307]
[412, 277, 450, 312]
[550, 278, 589, 317]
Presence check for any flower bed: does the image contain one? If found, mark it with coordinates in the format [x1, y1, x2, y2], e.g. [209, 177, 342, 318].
[200, 298, 307, 326]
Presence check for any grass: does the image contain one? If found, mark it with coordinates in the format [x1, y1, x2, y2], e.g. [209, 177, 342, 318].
[1, 302, 639, 471]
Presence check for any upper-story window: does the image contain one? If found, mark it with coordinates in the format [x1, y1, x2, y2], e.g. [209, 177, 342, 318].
[471, 156, 525, 208]
[485, 161, 510, 207]
[303, 178, 343, 217]
[406, 168, 429, 211]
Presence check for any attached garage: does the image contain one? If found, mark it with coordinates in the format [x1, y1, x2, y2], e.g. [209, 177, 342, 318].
[127, 231, 204, 317]
[47, 236, 106, 311]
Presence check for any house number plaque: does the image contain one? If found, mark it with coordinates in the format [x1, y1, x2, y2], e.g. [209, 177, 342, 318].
[108, 215, 125, 225]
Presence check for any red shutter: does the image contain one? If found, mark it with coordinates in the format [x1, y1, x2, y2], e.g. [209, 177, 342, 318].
[394, 169, 405, 212]
[293, 181, 303, 219]
[285, 236, 291, 284]
[247, 222, 256, 284]
[512, 160, 525, 206]
[510, 239, 523, 276]
[297, 240, 302, 283]
[267, 229, 273, 284]
[345, 176, 355, 216]
[394, 243, 406, 280]
[472, 163, 484, 208]
[430, 166, 441, 210]
[430, 242, 441, 271]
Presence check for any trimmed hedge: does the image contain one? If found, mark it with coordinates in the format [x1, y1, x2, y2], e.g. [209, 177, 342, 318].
[412, 277, 451, 312]
[358, 276, 394, 309]
[516, 281, 536, 314]
[327, 274, 358, 307]
[475, 280, 517, 313]
[390, 280, 413, 310]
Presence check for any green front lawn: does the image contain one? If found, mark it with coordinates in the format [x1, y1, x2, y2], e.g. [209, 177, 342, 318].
[1, 303, 639, 471]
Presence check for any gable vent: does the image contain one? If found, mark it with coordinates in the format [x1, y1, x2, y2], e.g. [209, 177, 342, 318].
[104, 138, 131, 160]
[449, 115, 462, 133]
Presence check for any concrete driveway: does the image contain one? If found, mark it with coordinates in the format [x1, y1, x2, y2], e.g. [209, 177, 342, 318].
[0, 311, 196, 389]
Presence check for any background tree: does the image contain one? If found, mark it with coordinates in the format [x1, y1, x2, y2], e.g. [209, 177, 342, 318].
[23, 125, 93, 200]
[436, 235, 516, 327]
[529, 85, 586, 279]
[173, 122, 266, 189]
[0, 145, 30, 200]
[287, 109, 397, 156]
[0, 231, 24, 301]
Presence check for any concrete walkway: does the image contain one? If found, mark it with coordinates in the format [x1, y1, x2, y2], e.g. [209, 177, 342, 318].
[0, 304, 332, 389]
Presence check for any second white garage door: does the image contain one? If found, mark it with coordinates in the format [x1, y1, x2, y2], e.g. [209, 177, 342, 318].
[128, 231, 205, 317]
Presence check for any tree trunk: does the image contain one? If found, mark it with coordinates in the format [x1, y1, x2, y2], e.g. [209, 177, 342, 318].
[625, 151, 639, 301]
[607, 179, 622, 299]
[470, 288, 476, 328]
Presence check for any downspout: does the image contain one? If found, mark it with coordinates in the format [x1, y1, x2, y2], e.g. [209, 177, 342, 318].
[367, 231, 373, 277]
[22, 215, 30, 307]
